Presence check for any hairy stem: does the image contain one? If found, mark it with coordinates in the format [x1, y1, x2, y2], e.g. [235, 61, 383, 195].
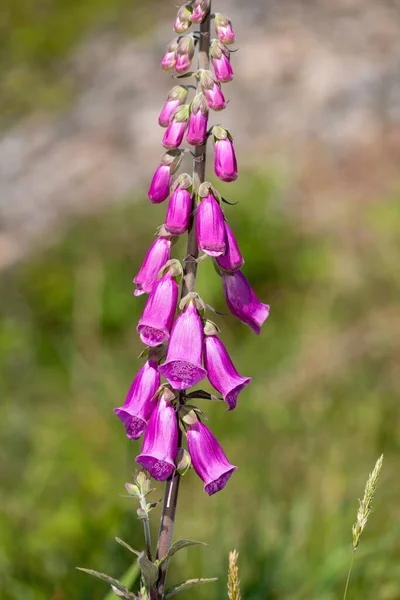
[155, 8, 211, 599]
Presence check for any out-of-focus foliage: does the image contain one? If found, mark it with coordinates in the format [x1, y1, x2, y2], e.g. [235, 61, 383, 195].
[0, 0, 159, 122]
[1, 172, 400, 600]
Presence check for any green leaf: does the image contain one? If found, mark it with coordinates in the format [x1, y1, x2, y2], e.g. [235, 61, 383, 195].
[115, 537, 141, 557]
[77, 568, 137, 599]
[137, 552, 159, 589]
[104, 563, 141, 600]
[164, 577, 218, 598]
[156, 539, 208, 567]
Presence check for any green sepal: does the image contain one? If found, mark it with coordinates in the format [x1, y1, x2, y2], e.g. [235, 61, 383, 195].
[164, 578, 218, 598]
[181, 408, 198, 425]
[76, 568, 137, 600]
[203, 319, 221, 336]
[158, 259, 183, 283]
[185, 390, 224, 402]
[156, 539, 208, 568]
[174, 448, 192, 476]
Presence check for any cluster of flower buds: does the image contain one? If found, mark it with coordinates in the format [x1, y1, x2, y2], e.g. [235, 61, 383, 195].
[114, 2, 269, 496]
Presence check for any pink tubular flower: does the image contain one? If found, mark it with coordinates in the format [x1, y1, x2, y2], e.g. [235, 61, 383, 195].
[190, 0, 210, 23]
[222, 270, 270, 334]
[148, 165, 171, 203]
[213, 126, 238, 182]
[162, 105, 189, 150]
[187, 93, 208, 146]
[114, 360, 160, 439]
[133, 236, 171, 296]
[215, 13, 235, 45]
[174, 3, 192, 33]
[187, 421, 237, 495]
[175, 36, 195, 74]
[137, 271, 178, 346]
[165, 174, 193, 235]
[200, 70, 226, 111]
[203, 335, 251, 410]
[161, 38, 179, 71]
[136, 391, 178, 481]
[148, 150, 183, 203]
[196, 191, 225, 257]
[158, 85, 188, 127]
[158, 302, 207, 390]
[210, 39, 233, 83]
[216, 223, 244, 272]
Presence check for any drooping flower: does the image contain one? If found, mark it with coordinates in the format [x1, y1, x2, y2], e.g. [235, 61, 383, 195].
[174, 3, 192, 33]
[210, 39, 233, 83]
[216, 223, 244, 272]
[158, 85, 188, 127]
[136, 390, 178, 481]
[165, 174, 193, 235]
[222, 270, 270, 334]
[213, 126, 238, 182]
[187, 420, 237, 495]
[114, 359, 160, 439]
[161, 38, 179, 71]
[175, 36, 195, 74]
[133, 236, 171, 296]
[196, 187, 225, 257]
[215, 13, 235, 45]
[148, 150, 183, 203]
[203, 334, 251, 410]
[159, 301, 207, 390]
[137, 271, 179, 346]
[162, 105, 189, 150]
[186, 93, 208, 146]
[200, 70, 226, 111]
[190, 0, 210, 23]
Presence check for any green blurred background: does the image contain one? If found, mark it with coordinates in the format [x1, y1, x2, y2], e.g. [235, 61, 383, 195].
[1, 1, 400, 599]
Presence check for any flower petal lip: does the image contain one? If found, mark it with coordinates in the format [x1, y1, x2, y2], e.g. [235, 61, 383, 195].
[158, 302, 207, 390]
[187, 421, 237, 495]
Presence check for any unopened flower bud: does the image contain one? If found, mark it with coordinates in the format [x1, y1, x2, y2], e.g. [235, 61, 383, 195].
[216, 223, 244, 272]
[210, 39, 233, 83]
[158, 85, 189, 127]
[187, 93, 208, 146]
[190, 0, 210, 23]
[133, 236, 171, 296]
[200, 70, 226, 111]
[175, 36, 195, 74]
[136, 391, 178, 481]
[158, 301, 207, 390]
[196, 190, 225, 257]
[148, 151, 183, 203]
[174, 3, 193, 34]
[222, 270, 270, 334]
[215, 13, 235, 45]
[187, 421, 237, 495]
[162, 105, 189, 150]
[137, 271, 179, 346]
[161, 38, 179, 71]
[165, 174, 193, 235]
[213, 126, 238, 182]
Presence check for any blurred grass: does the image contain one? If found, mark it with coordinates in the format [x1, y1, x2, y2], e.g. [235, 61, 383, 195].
[1, 170, 399, 599]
